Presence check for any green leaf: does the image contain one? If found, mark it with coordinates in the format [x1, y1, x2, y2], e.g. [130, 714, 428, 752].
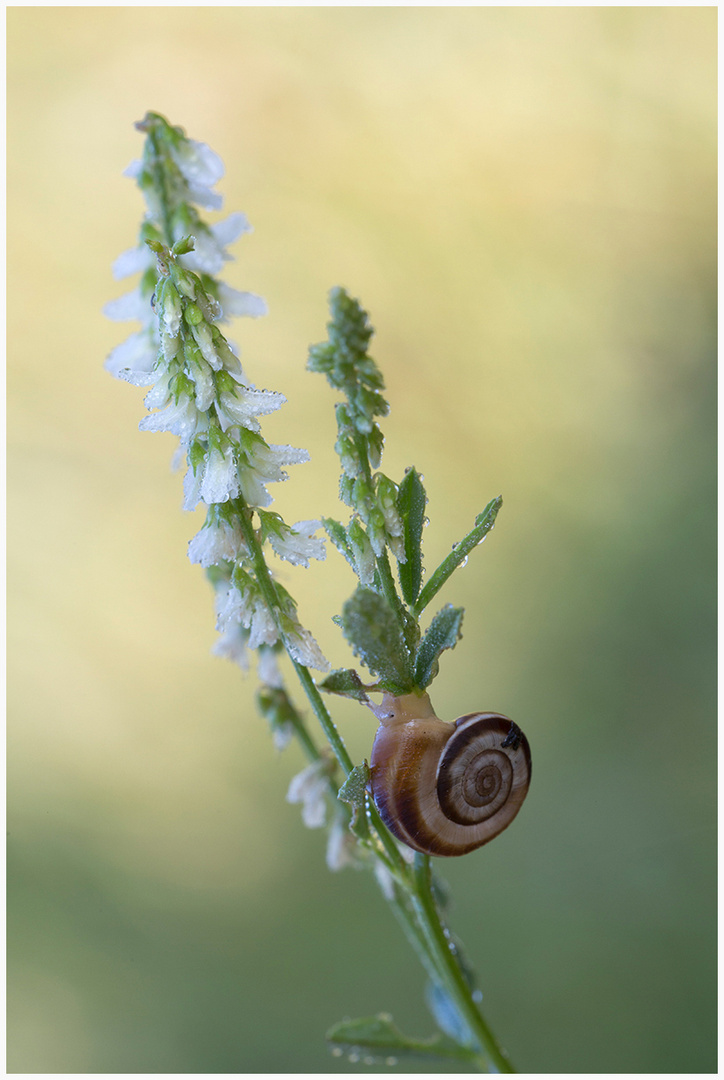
[326, 1013, 478, 1065]
[415, 496, 503, 615]
[337, 761, 370, 808]
[414, 604, 464, 688]
[322, 517, 356, 571]
[341, 587, 415, 693]
[319, 668, 371, 703]
[337, 762, 371, 840]
[396, 467, 427, 606]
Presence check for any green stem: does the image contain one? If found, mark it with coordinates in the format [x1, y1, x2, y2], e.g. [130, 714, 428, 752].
[238, 500, 512, 1071]
[410, 854, 515, 1073]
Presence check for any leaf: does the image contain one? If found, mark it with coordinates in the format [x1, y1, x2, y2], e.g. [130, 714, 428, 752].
[341, 587, 415, 693]
[337, 762, 372, 840]
[415, 496, 503, 615]
[326, 1013, 478, 1065]
[319, 668, 371, 703]
[322, 516, 356, 571]
[414, 604, 464, 689]
[337, 762, 371, 809]
[396, 467, 427, 607]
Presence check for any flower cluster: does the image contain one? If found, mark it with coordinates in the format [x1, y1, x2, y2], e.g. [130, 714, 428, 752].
[105, 112, 328, 675]
[307, 288, 405, 585]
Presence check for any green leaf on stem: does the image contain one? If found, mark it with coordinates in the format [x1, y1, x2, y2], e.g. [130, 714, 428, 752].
[341, 587, 415, 693]
[414, 496, 503, 615]
[326, 1013, 479, 1065]
[322, 516, 356, 571]
[414, 604, 464, 689]
[396, 467, 427, 607]
[320, 668, 371, 703]
[336, 761, 372, 839]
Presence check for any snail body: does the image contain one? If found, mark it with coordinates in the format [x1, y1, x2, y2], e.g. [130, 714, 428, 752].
[369, 692, 531, 857]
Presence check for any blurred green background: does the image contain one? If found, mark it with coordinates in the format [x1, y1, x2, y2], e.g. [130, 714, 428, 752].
[7, 7, 716, 1074]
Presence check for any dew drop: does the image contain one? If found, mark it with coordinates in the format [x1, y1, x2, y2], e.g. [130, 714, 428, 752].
[459, 555, 469, 567]
[386, 1057, 398, 1067]
[472, 989, 483, 1003]
[331, 1047, 343, 1058]
[363, 1056, 375, 1065]
[378, 1011, 392, 1022]
[348, 1052, 360, 1063]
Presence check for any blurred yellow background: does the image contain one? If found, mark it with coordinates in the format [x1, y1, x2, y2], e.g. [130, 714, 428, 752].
[8, 6, 716, 1073]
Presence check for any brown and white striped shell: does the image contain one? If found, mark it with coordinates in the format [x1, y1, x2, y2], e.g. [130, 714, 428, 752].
[369, 692, 531, 857]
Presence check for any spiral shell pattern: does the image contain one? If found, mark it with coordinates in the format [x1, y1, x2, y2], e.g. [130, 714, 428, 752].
[370, 710, 531, 857]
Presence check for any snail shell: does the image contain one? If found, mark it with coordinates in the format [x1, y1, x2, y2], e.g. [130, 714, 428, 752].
[369, 692, 531, 857]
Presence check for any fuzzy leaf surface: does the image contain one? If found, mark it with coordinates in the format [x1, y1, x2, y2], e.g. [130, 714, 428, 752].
[414, 604, 464, 689]
[396, 467, 427, 607]
[341, 587, 415, 693]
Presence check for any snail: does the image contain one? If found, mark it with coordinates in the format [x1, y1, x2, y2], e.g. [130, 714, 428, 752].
[369, 691, 531, 857]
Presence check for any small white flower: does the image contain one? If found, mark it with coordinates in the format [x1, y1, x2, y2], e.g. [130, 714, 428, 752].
[257, 647, 283, 690]
[188, 515, 247, 568]
[171, 138, 224, 189]
[103, 288, 150, 323]
[286, 761, 329, 829]
[105, 330, 158, 383]
[217, 284, 268, 320]
[139, 391, 201, 444]
[269, 520, 326, 568]
[283, 621, 330, 672]
[247, 598, 279, 650]
[211, 624, 250, 672]
[122, 159, 143, 180]
[181, 349, 216, 412]
[236, 442, 311, 507]
[214, 581, 249, 632]
[199, 443, 240, 505]
[326, 816, 357, 872]
[180, 214, 251, 275]
[215, 385, 286, 434]
[182, 459, 205, 511]
[112, 245, 151, 281]
[191, 321, 222, 370]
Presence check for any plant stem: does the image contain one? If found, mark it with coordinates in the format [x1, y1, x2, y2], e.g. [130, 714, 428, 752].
[410, 854, 515, 1073]
[239, 499, 513, 1072]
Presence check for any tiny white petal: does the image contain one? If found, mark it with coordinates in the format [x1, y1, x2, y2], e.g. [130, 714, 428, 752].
[172, 138, 225, 188]
[287, 762, 328, 829]
[139, 393, 200, 443]
[191, 321, 222, 370]
[104, 289, 150, 323]
[211, 625, 250, 671]
[186, 184, 224, 211]
[326, 817, 356, 872]
[217, 284, 268, 320]
[211, 211, 251, 247]
[122, 159, 142, 179]
[105, 331, 158, 382]
[247, 600, 279, 649]
[269, 520, 326, 568]
[200, 444, 239, 505]
[182, 461, 205, 511]
[284, 623, 330, 672]
[112, 246, 151, 281]
[188, 517, 247, 568]
[257, 648, 283, 689]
